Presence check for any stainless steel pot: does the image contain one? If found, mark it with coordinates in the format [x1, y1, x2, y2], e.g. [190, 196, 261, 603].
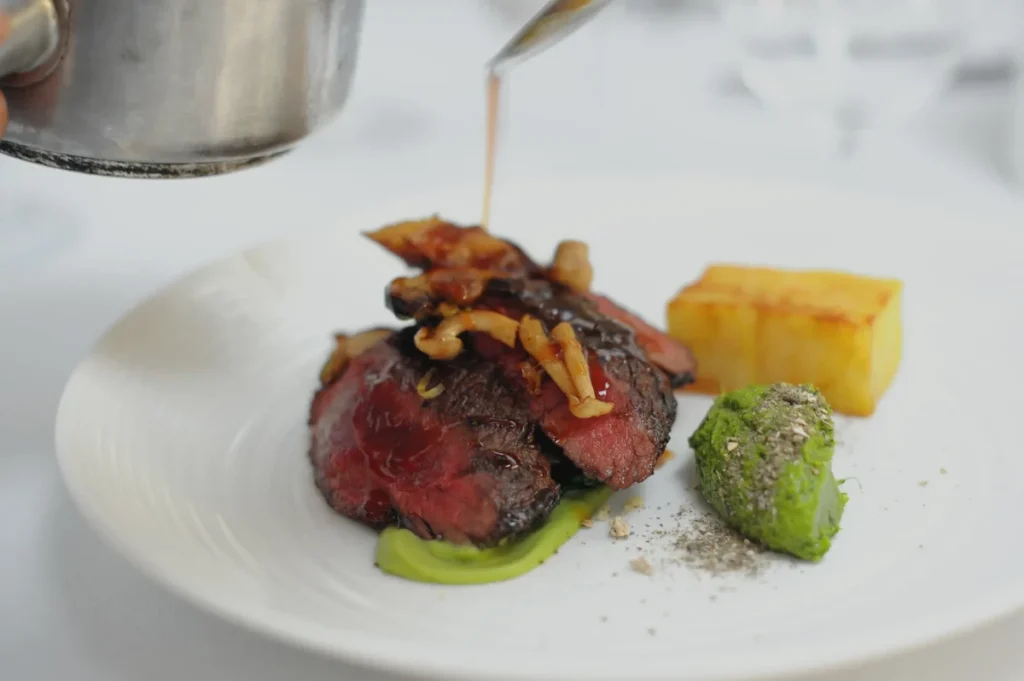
[0, 0, 365, 177]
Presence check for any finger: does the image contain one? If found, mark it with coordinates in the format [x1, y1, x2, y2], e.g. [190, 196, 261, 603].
[3, 9, 64, 89]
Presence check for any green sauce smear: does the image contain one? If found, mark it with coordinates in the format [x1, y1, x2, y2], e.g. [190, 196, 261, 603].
[375, 486, 613, 584]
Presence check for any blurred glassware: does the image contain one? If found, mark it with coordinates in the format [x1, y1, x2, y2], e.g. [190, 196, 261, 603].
[721, 0, 966, 154]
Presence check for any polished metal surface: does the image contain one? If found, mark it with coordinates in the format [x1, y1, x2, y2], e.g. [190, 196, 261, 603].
[0, 0, 60, 76]
[0, 0, 365, 177]
[489, 0, 615, 72]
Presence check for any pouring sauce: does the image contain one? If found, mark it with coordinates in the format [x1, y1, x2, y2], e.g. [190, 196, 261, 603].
[482, 0, 609, 228]
[482, 71, 501, 230]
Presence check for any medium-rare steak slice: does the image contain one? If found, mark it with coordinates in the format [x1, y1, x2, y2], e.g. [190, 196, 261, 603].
[308, 328, 560, 547]
[585, 292, 696, 388]
[468, 279, 678, 489]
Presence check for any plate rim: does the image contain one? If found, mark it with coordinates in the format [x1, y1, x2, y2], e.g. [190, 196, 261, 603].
[54, 172, 1024, 681]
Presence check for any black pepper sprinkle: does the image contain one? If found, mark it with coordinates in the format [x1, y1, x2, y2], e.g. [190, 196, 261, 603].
[627, 504, 770, 578]
[672, 511, 769, 577]
[717, 384, 831, 516]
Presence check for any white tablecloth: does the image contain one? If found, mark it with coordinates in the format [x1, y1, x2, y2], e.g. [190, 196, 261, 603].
[3, 2, 1023, 679]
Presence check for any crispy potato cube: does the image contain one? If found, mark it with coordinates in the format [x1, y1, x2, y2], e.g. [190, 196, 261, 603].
[667, 265, 903, 417]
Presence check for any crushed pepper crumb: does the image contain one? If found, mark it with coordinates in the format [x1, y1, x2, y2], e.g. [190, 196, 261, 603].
[581, 518, 594, 528]
[918, 480, 928, 487]
[624, 496, 644, 513]
[673, 511, 768, 576]
[630, 556, 654, 576]
[610, 516, 630, 539]
[940, 467, 948, 475]
[594, 506, 610, 522]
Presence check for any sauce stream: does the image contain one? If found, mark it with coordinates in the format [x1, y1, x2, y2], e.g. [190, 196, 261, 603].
[482, 71, 501, 230]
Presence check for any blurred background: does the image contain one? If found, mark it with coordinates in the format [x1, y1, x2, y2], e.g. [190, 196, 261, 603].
[258, 0, 1024, 235]
[314, 0, 1024, 200]
[3, 0, 1024, 276]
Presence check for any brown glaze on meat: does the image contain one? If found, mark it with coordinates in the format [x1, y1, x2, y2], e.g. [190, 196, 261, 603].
[470, 280, 678, 488]
[387, 268, 499, 321]
[366, 217, 536, 275]
[585, 293, 696, 388]
[375, 220, 696, 385]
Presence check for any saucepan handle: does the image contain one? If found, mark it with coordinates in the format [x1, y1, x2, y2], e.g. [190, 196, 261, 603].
[0, 0, 60, 79]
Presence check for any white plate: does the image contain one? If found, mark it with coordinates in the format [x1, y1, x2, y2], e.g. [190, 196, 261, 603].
[55, 174, 1024, 681]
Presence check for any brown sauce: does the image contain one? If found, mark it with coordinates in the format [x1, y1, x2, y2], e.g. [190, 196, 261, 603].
[482, 70, 501, 230]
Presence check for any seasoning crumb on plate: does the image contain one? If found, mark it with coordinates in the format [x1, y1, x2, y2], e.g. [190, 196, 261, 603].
[918, 480, 928, 487]
[594, 506, 611, 522]
[630, 556, 654, 576]
[610, 516, 630, 539]
[673, 511, 768, 576]
[581, 518, 594, 528]
[624, 496, 644, 513]
[940, 467, 948, 475]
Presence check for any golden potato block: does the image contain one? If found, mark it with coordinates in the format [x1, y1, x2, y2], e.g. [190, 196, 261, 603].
[667, 265, 903, 417]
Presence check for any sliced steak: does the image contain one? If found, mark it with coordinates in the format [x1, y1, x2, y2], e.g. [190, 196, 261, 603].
[309, 328, 560, 547]
[585, 293, 697, 388]
[468, 279, 678, 489]
[310, 218, 692, 543]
